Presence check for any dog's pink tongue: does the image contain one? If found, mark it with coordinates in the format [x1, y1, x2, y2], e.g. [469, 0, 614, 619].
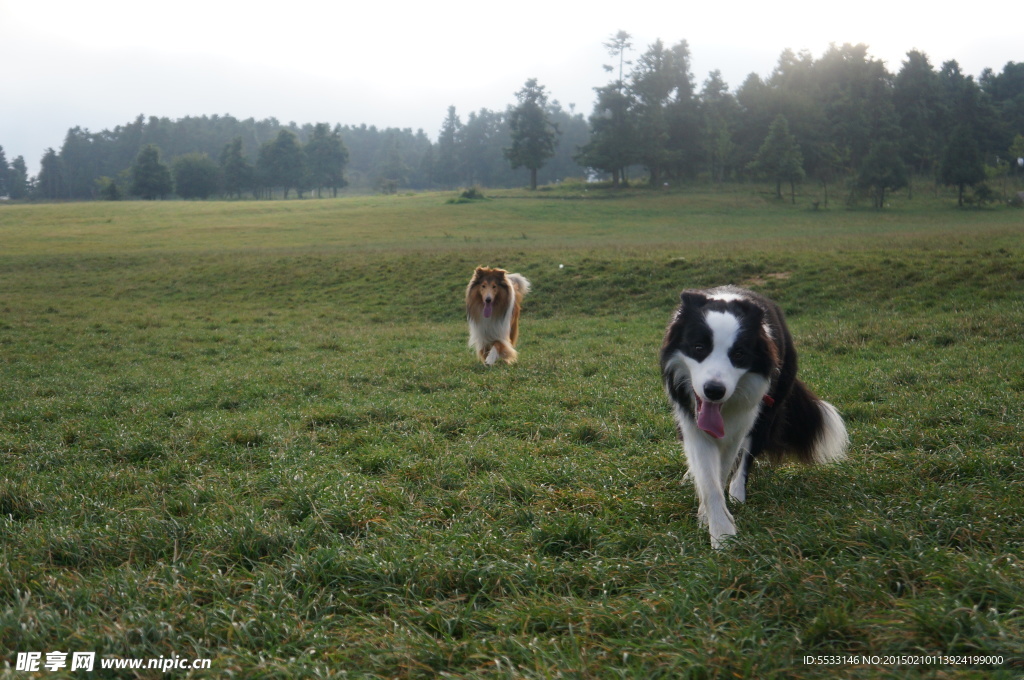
[483, 300, 493, 318]
[697, 400, 725, 439]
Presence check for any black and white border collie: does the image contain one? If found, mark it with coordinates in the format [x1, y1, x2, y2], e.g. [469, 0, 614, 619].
[660, 286, 848, 548]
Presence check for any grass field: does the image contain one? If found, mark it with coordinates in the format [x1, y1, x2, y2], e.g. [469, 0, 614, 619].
[1, 187, 1023, 678]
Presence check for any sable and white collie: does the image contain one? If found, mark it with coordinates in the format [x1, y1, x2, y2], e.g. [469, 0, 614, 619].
[660, 286, 848, 548]
[466, 266, 531, 365]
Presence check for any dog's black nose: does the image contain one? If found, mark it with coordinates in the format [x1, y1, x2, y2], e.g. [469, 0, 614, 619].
[703, 381, 727, 401]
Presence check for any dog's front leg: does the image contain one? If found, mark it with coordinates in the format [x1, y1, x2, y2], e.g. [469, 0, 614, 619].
[684, 435, 736, 549]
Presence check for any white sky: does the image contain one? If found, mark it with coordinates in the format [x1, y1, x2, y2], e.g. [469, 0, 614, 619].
[1, 0, 1018, 175]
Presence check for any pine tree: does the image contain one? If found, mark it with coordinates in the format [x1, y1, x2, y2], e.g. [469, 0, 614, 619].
[577, 32, 636, 186]
[630, 40, 675, 186]
[305, 123, 349, 197]
[36, 148, 65, 200]
[130, 145, 173, 200]
[505, 79, 558, 190]
[748, 115, 805, 203]
[893, 50, 946, 176]
[257, 130, 305, 199]
[8, 156, 29, 200]
[576, 83, 636, 186]
[857, 141, 908, 208]
[435, 106, 463, 189]
[700, 71, 739, 183]
[220, 137, 254, 199]
[940, 125, 985, 207]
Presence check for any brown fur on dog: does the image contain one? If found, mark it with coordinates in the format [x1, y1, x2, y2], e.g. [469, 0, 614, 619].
[465, 266, 531, 365]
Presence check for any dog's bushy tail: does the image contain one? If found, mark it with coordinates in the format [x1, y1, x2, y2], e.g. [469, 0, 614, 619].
[811, 400, 849, 464]
[507, 273, 531, 298]
[778, 380, 849, 465]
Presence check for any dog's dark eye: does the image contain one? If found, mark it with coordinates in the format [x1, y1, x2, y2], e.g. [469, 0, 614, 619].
[692, 343, 706, 353]
[730, 347, 749, 364]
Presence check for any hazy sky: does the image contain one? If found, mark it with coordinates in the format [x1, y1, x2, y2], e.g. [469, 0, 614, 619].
[2, 0, 1018, 174]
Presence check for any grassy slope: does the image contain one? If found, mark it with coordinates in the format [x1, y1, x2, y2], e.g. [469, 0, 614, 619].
[1, 189, 1022, 678]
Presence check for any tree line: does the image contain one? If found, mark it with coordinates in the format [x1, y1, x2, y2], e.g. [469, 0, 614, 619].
[0, 101, 589, 201]
[577, 35, 1023, 205]
[1, 37, 1022, 202]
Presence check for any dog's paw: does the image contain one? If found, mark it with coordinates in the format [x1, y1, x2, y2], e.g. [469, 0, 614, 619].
[710, 529, 738, 550]
[706, 509, 736, 549]
[485, 347, 499, 366]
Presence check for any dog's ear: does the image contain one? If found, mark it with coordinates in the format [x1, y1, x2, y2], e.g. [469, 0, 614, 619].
[679, 290, 708, 310]
[737, 298, 764, 324]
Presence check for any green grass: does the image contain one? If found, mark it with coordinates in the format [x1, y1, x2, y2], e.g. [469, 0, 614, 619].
[1, 187, 1023, 678]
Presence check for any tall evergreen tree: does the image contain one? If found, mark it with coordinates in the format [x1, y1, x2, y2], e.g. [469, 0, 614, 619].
[402, 128, 434, 188]
[543, 101, 591, 184]
[220, 137, 254, 199]
[699, 71, 739, 183]
[940, 61, 1003, 161]
[663, 40, 701, 182]
[767, 49, 829, 184]
[58, 127, 101, 199]
[815, 44, 897, 170]
[619, 38, 701, 184]
[460, 109, 510, 187]
[257, 130, 305, 198]
[505, 79, 559, 190]
[857, 141, 908, 208]
[893, 50, 946, 176]
[305, 123, 349, 197]
[435, 106, 463, 189]
[576, 83, 637, 186]
[748, 114, 805, 202]
[36, 148, 65, 200]
[8, 156, 29, 200]
[940, 125, 986, 206]
[629, 39, 677, 185]
[733, 73, 776, 173]
[980, 62, 1024, 150]
[375, 131, 411, 191]
[577, 30, 637, 185]
[129, 145, 173, 199]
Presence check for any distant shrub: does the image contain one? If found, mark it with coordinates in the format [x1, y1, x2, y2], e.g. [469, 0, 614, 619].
[972, 183, 995, 208]
[446, 187, 488, 204]
[96, 177, 122, 201]
[557, 177, 591, 191]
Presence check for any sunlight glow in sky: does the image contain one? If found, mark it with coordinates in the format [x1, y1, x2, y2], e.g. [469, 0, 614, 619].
[2, 0, 1017, 173]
